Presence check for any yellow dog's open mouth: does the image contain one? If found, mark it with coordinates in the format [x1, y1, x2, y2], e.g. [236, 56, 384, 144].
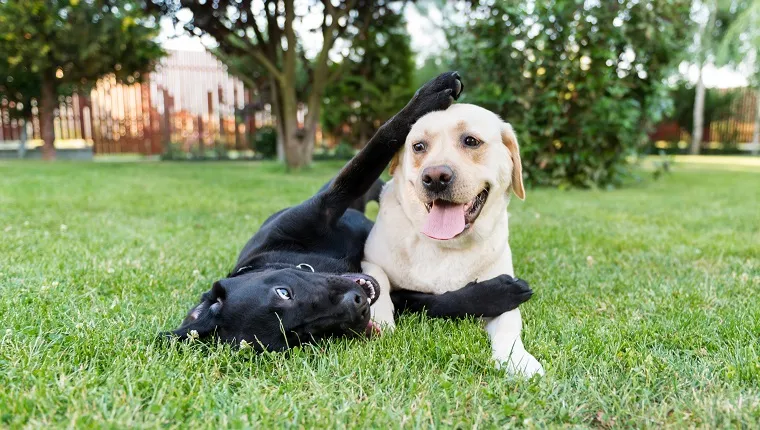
[422, 186, 489, 240]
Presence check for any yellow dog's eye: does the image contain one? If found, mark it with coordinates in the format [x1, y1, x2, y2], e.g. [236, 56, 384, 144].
[412, 142, 427, 153]
[463, 136, 481, 148]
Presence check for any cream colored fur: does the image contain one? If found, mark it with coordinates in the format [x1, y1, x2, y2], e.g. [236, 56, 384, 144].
[363, 103, 544, 376]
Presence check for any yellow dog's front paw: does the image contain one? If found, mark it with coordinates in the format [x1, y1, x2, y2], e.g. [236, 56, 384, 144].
[494, 350, 545, 377]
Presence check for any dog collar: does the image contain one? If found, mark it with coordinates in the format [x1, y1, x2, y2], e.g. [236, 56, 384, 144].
[231, 262, 315, 277]
[234, 265, 254, 275]
[296, 263, 315, 272]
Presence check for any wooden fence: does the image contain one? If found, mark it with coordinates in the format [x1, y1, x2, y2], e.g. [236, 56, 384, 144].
[0, 50, 274, 155]
[650, 87, 757, 144]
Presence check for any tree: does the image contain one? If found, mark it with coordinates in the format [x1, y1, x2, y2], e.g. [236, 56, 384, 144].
[718, 1, 760, 155]
[0, 0, 164, 160]
[688, 0, 741, 155]
[448, 0, 692, 188]
[0, 62, 39, 156]
[321, 7, 414, 148]
[150, 0, 405, 169]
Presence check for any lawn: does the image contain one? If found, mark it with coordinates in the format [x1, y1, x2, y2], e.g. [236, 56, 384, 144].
[1, 160, 758, 428]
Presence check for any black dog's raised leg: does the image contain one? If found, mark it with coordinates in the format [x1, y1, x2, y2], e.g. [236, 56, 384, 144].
[319, 72, 463, 224]
[390, 275, 534, 319]
[233, 72, 463, 257]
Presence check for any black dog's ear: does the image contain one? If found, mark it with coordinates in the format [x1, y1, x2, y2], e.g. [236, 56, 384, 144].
[184, 281, 226, 322]
[166, 281, 226, 341]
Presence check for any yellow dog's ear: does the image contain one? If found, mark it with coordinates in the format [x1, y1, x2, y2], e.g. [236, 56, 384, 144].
[501, 123, 525, 200]
[389, 152, 400, 175]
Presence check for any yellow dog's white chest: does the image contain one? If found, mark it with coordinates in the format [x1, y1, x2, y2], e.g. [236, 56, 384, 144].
[390, 240, 509, 294]
[366, 221, 513, 295]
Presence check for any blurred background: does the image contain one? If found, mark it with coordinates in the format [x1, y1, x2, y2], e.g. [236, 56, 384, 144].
[1, 0, 758, 187]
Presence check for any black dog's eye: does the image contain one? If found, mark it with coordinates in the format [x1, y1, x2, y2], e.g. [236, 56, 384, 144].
[463, 135, 482, 148]
[275, 288, 292, 300]
[412, 142, 427, 153]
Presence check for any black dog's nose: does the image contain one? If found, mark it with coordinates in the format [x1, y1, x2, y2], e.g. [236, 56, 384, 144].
[422, 165, 454, 193]
[341, 291, 368, 318]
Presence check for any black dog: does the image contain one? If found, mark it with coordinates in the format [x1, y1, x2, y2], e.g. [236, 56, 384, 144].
[163, 72, 533, 351]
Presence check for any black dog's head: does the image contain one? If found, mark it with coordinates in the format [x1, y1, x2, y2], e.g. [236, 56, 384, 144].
[164, 268, 380, 351]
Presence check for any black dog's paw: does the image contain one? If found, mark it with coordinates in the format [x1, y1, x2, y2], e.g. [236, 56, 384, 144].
[491, 274, 533, 309]
[414, 71, 463, 102]
[400, 71, 463, 124]
[468, 274, 533, 313]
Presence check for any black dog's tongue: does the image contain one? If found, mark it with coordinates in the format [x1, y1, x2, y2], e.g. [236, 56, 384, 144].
[365, 320, 381, 337]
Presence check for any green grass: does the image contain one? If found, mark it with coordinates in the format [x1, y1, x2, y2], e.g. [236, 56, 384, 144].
[1, 160, 758, 428]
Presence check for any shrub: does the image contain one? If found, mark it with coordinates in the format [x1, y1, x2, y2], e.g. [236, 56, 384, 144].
[448, 0, 692, 188]
[333, 141, 356, 160]
[252, 126, 278, 159]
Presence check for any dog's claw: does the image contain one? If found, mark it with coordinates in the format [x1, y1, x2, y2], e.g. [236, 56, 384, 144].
[450, 72, 463, 99]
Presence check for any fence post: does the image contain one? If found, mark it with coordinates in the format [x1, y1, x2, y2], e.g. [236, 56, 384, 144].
[145, 79, 160, 155]
[90, 88, 100, 154]
[18, 120, 27, 159]
[244, 88, 256, 141]
[78, 94, 90, 142]
[197, 114, 204, 156]
[218, 85, 225, 150]
[233, 86, 242, 150]
[161, 88, 172, 153]
[2, 100, 14, 140]
[206, 91, 213, 156]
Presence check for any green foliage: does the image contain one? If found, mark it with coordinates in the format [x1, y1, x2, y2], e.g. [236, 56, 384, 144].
[413, 56, 450, 90]
[312, 141, 357, 161]
[321, 8, 415, 147]
[161, 142, 191, 160]
[651, 150, 674, 180]
[253, 126, 278, 159]
[718, 1, 760, 87]
[0, 0, 163, 115]
[690, 0, 742, 65]
[333, 140, 356, 159]
[448, 0, 692, 188]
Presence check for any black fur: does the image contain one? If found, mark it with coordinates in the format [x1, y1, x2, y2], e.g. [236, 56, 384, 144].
[318, 177, 383, 213]
[161, 72, 533, 351]
[391, 275, 533, 319]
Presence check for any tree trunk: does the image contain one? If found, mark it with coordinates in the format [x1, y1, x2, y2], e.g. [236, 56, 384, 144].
[282, 123, 311, 169]
[752, 87, 760, 156]
[275, 81, 315, 169]
[301, 103, 320, 161]
[691, 64, 706, 155]
[18, 120, 28, 159]
[269, 77, 286, 162]
[270, 98, 315, 168]
[40, 73, 57, 160]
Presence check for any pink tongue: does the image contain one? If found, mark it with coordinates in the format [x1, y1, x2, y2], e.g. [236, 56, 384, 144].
[422, 201, 466, 240]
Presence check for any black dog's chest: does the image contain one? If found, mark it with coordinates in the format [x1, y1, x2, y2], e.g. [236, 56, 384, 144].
[313, 209, 373, 261]
[235, 208, 372, 275]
